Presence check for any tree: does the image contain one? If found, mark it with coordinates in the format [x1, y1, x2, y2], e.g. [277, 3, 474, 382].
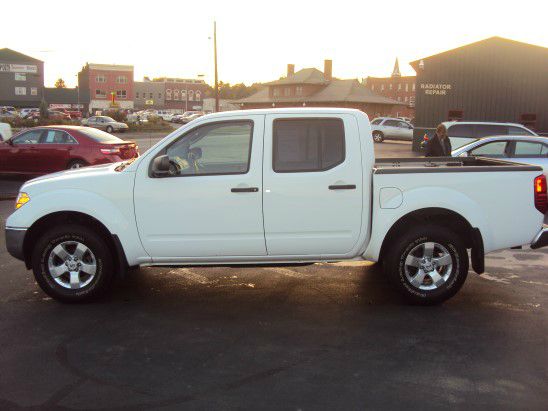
[39, 99, 49, 119]
[54, 78, 66, 88]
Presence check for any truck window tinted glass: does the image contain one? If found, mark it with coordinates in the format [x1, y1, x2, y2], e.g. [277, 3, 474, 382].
[273, 118, 345, 173]
[447, 124, 475, 137]
[166, 121, 253, 176]
[475, 124, 507, 137]
[470, 141, 508, 157]
[508, 126, 534, 136]
[514, 141, 544, 157]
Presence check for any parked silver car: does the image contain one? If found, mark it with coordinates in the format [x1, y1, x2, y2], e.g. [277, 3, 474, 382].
[370, 117, 414, 143]
[443, 121, 537, 149]
[452, 135, 548, 176]
[81, 116, 129, 133]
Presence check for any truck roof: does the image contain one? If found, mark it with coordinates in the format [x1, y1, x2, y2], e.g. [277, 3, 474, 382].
[199, 107, 366, 119]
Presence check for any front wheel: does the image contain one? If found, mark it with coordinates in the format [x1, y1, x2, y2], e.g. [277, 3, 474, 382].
[31, 224, 114, 302]
[372, 131, 384, 143]
[383, 225, 469, 305]
[67, 159, 87, 169]
[106, 125, 114, 133]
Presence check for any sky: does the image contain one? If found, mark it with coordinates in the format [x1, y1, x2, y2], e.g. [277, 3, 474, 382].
[2, 0, 547, 87]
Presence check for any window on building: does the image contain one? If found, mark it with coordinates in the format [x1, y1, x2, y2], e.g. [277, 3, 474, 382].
[173, 89, 180, 100]
[166, 89, 172, 100]
[295, 86, 303, 96]
[189, 90, 194, 101]
[136, 92, 140, 98]
[409, 96, 415, 107]
[284, 87, 291, 97]
[273, 88, 280, 97]
[380, 84, 385, 91]
[195, 91, 201, 101]
[15, 73, 26, 81]
[404, 96, 408, 102]
[181, 90, 187, 100]
[389, 84, 393, 90]
[96, 75, 106, 83]
[116, 76, 127, 84]
[95, 89, 106, 98]
[116, 90, 127, 99]
[158, 93, 162, 99]
[398, 84, 401, 90]
[405, 83, 409, 92]
[371, 84, 375, 91]
[514, 141, 547, 157]
[272, 118, 345, 173]
[30, 87, 38, 96]
[165, 121, 253, 176]
[412, 83, 416, 91]
[15, 87, 27, 95]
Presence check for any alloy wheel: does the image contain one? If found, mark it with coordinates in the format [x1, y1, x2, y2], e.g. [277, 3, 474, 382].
[47, 241, 97, 289]
[404, 242, 453, 291]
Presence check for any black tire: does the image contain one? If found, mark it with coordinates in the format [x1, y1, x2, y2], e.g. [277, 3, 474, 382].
[106, 125, 114, 133]
[67, 159, 87, 169]
[31, 224, 114, 303]
[372, 131, 384, 143]
[383, 225, 469, 305]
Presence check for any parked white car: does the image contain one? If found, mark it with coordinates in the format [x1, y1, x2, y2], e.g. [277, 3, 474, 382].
[444, 121, 537, 150]
[370, 117, 414, 142]
[5, 108, 548, 304]
[19, 108, 39, 119]
[156, 110, 175, 122]
[0, 122, 12, 141]
[452, 135, 548, 176]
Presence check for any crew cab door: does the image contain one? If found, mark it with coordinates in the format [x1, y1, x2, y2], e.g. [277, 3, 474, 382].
[262, 114, 363, 256]
[133, 115, 266, 260]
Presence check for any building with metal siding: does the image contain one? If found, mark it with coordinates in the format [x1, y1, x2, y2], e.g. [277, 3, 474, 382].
[410, 37, 548, 150]
[0, 48, 44, 108]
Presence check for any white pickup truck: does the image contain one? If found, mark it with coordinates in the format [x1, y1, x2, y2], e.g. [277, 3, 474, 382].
[5, 108, 548, 304]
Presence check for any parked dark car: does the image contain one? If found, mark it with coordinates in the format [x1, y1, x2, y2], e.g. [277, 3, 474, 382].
[0, 126, 139, 175]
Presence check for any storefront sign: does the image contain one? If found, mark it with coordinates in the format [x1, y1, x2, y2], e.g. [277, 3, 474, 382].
[145, 100, 154, 105]
[0, 63, 38, 73]
[420, 83, 452, 95]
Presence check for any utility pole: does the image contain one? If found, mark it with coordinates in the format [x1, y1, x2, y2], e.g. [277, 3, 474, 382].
[214, 20, 219, 112]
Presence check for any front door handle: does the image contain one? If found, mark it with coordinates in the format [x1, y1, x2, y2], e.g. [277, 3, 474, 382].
[329, 184, 356, 190]
[231, 187, 259, 193]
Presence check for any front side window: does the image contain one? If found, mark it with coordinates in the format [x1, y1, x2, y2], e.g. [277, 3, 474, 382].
[470, 141, 509, 157]
[12, 129, 43, 144]
[164, 121, 253, 176]
[273, 118, 345, 173]
[513, 141, 546, 157]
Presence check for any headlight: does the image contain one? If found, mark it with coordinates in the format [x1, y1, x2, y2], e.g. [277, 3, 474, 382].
[15, 192, 30, 210]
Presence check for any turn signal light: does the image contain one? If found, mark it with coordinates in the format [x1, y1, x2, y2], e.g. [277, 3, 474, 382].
[15, 192, 30, 210]
[534, 175, 547, 214]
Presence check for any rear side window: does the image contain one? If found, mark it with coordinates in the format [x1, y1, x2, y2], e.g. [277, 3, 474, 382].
[508, 126, 534, 136]
[41, 130, 77, 144]
[513, 141, 546, 157]
[475, 124, 508, 137]
[273, 118, 345, 173]
[447, 124, 475, 137]
[383, 119, 400, 127]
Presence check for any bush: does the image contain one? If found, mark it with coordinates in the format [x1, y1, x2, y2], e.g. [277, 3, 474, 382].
[2, 117, 79, 129]
[127, 121, 172, 132]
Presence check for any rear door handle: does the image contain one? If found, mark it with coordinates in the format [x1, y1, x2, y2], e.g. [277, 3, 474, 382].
[329, 184, 356, 190]
[231, 187, 259, 193]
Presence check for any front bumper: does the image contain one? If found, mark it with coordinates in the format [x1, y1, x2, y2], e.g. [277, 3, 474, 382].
[531, 225, 548, 250]
[5, 227, 26, 261]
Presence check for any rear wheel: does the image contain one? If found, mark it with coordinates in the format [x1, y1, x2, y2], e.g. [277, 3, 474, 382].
[373, 131, 384, 143]
[383, 225, 468, 305]
[67, 160, 87, 169]
[32, 224, 114, 303]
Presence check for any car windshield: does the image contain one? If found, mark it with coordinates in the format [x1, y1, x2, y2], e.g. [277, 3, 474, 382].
[79, 127, 124, 143]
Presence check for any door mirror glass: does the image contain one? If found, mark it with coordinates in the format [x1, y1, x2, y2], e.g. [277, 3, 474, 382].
[151, 154, 171, 177]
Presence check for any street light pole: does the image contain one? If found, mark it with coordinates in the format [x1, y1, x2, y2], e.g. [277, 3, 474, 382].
[214, 20, 219, 113]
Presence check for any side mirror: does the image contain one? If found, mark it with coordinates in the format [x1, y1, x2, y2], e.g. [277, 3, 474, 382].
[151, 154, 171, 177]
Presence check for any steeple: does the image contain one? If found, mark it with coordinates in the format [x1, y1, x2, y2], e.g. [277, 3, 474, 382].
[392, 58, 401, 77]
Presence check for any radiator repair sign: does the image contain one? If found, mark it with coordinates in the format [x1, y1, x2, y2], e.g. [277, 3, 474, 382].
[420, 83, 452, 95]
[0, 63, 38, 73]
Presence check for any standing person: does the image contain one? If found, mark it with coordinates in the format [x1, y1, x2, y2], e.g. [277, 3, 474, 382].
[425, 123, 452, 157]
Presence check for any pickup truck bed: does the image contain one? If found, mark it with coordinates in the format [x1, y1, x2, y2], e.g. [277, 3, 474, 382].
[374, 157, 542, 173]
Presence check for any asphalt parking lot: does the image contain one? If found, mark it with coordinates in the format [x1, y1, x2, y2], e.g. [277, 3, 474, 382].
[1, 201, 548, 409]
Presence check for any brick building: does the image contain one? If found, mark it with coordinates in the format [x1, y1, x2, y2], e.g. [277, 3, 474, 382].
[78, 63, 134, 113]
[236, 60, 403, 116]
[0, 48, 44, 108]
[134, 77, 207, 112]
[365, 59, 416, 119]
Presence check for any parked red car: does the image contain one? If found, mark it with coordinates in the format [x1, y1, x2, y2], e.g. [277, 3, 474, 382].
[53, 107, 83, 120]
[29, 110, 71, 121]
[0, 126, 139, 175]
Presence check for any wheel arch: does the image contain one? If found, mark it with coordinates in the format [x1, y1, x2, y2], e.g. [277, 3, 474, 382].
[377, 207, 484, 273]
[23, 211, 128, 274]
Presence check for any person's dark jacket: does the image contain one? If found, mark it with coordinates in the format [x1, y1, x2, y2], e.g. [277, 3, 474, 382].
[425, 134, 452, 157]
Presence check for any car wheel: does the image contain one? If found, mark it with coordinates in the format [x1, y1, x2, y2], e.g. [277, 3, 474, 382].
[106, 125, 114, 133]
[67, 160, 87, 169]
[31, 224, 114, 303]
[372, 131, 384, 143]
[383, 224, 469, 305]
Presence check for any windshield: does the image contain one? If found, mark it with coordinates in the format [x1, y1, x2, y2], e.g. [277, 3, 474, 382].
[79, 127, 124, 143]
